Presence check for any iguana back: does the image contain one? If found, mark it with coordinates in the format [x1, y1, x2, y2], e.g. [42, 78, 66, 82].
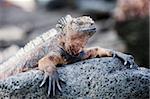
[0, 28, 61, 78]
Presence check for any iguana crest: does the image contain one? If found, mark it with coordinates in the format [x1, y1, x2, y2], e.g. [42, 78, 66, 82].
[56, 15, 72, 30]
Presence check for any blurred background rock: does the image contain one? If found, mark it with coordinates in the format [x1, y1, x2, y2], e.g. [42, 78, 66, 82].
[0, 0, 149, 68]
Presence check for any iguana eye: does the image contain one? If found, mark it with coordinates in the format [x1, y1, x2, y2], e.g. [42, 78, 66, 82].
[78, 22, 84, 25]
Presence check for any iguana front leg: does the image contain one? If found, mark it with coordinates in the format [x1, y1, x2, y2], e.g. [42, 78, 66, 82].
[83, 47, 113, 58]
[38, 53, 63, 96]
[82, 47, 135, 67]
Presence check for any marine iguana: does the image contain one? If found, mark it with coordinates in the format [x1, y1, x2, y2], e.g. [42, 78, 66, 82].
[0, 15, 135, 96]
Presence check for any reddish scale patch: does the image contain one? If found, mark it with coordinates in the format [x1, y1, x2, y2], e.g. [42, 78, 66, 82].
[68, 35, 89, 55]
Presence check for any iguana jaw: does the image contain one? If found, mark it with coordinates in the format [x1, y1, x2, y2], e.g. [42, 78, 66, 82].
[79, 27, 96, 36]
[64, 32, 94, 56]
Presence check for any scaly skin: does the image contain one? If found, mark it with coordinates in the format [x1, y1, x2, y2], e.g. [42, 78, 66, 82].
[0, 28, 61, 78]
[0, 15, 135, 97]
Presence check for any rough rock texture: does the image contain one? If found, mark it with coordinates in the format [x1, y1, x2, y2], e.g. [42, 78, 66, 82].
[0, 57, 149, 99]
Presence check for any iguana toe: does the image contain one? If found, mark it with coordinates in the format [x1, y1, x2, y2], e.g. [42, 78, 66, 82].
[40, 70, 62, 97]
[40, 72, 49, 87]
[49, 70, 62, 96]
[112, 51, 137, 68]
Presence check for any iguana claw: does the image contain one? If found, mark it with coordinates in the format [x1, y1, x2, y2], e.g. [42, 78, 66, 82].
[112, 51, 136, 68]
[40, 70, 62, 97]
[40, 72, 49, 87]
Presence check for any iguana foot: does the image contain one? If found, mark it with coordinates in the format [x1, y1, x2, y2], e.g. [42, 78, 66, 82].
[40, 70, 62, 97]
[111, 51, 137, 68]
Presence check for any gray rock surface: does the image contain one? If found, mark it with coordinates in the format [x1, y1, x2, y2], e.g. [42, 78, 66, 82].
[0, 57, 149, 99]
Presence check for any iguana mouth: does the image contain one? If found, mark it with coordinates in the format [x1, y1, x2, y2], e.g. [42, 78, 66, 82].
[80, 27, 96, 36]
[88, 28, 96, 32]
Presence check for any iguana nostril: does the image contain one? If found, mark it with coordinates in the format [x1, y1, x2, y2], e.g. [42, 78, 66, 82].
[91, 23, 94, 25]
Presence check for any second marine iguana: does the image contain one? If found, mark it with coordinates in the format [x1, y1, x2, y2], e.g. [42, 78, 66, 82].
[0, 15, 136, 96]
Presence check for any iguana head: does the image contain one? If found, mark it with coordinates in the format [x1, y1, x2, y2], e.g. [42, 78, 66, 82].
[56, 15, 96, 55]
